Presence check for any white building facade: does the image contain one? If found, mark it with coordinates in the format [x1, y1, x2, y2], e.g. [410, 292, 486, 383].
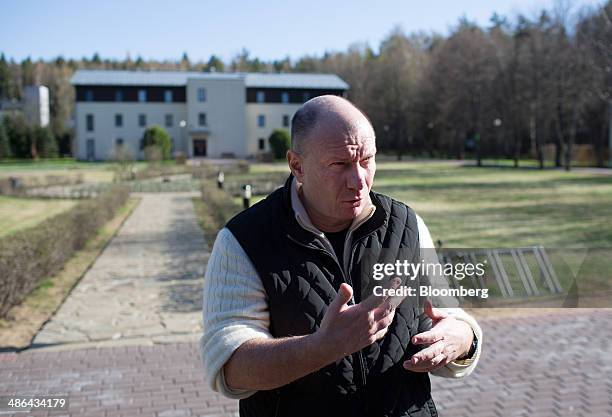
[71, 70, 348, 160]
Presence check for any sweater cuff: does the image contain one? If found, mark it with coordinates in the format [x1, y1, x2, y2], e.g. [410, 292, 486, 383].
[431, 310, 483, 379]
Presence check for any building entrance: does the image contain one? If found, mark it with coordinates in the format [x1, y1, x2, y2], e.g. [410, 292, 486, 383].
[193, 139, 207, 157]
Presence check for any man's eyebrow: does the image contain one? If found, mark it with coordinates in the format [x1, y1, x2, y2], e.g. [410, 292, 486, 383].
[326, 152, 376, 162]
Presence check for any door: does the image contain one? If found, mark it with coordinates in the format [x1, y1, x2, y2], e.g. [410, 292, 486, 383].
[86, 139, 95, 161]
[193, 139, 207, 157]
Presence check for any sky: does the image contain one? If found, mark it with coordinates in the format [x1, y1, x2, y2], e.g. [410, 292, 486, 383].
[0, 0, 605, 64]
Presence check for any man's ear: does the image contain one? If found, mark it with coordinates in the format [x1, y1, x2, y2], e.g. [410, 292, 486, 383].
[287, 150, 305, 181]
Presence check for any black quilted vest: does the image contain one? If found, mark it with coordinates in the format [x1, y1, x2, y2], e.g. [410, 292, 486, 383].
[226, 175, 438, 417]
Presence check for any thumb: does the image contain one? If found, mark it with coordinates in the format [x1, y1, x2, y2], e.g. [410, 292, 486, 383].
[424, 299, 448, 321]
[329, 283, 353, 314]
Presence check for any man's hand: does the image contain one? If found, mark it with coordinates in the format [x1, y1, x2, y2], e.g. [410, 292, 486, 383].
[315, 279, 400, 360]
[403, 300, 473, 373]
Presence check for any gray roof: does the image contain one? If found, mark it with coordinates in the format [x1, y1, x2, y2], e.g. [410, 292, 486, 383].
[71, 70, 348, 90]
[243, 73, 348, 90]
[71, 70, 241, 86]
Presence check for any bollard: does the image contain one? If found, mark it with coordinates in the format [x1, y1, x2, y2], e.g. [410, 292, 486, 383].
[217, 171, 225, 189]
[242, 184, 252, 209]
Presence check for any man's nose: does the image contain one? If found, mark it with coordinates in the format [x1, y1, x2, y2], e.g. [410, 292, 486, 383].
[347, 164, 366, 191]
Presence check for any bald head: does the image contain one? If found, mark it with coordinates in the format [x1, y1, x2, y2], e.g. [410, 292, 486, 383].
[291, 95, 375, 154]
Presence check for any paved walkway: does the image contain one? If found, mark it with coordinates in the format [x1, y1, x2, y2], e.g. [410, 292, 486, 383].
[2, 311, 611, 416]
[33, 192, 208, 347]
[3, 192, 611, 416]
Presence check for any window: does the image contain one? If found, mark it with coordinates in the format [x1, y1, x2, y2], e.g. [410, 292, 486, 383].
[257, 114, 265, 127]
[115, 138, 124, 147]
[115, 114, 123, 127]
[138, 114, 146, 127]
[258, 138, 265, 150]
[138, 89, 147, 102]
[198, 112, 207, 126]
[86, 114, 94, 131]
[165, 114, 173, 127]
[164, 89, 173, 103]
[85, 90, 93, 102]
[115, 89, 123, 102]
[282, 114, 289, 127]
[281, 92, 289, 104]
[197, 87, 206, 102]
[303, 91, 310, 102]
[256, 91, 265, 103]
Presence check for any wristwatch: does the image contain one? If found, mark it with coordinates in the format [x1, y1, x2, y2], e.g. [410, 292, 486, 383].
[457, 331, 478, 360]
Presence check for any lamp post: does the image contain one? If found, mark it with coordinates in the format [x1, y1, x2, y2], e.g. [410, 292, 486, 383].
[179, 119, 187, 159]
[242, 184, 252, 209]
[217, 171, 225, 189]
[493, 118, 502, 166]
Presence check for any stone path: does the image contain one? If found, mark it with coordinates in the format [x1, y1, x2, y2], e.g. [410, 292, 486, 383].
[2, 311, 611, 416]
[32, 192, 208, 348]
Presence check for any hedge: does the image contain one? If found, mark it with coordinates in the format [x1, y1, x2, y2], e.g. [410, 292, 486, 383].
[0, 186, 130, 318]
[200, 179, 242, 236]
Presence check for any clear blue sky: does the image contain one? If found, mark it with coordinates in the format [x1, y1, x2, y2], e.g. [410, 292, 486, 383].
[1, 0, 604, 63]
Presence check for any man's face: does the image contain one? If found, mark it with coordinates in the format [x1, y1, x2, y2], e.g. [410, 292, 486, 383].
[289, 115, 377, 231]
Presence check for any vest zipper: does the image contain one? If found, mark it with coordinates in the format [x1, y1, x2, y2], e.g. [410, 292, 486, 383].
[286, 233, 372, 392]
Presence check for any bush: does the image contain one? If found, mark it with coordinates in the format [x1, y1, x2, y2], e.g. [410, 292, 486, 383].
[3, 114, 31, 158]
[268, 129, 291, 160]
[0, 119, 10, 160]
[0, 186, 130, 317]
[141, 125, 172, 160]
[200, 178, 242, 236]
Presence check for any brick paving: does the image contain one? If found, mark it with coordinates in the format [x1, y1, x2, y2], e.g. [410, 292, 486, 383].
[2, 310, 611, 417]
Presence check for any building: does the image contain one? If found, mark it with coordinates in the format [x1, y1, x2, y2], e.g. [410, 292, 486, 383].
[0, 85, 50, 127]
[71, 70, 349, 161]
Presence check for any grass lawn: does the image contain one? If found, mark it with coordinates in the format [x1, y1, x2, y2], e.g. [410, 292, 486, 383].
[0, 196, 77, 237]
[0, 159, 149, 183]
[372, 162, 612, 248]
[233, 161, 612, 247]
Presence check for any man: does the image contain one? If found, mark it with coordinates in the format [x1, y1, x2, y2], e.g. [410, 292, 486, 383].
[201, 95, 482, 417]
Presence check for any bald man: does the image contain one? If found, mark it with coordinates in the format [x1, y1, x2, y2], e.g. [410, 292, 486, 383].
[200, 96, 482, 417]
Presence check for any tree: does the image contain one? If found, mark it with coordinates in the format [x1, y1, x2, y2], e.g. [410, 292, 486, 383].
[0, 119, 11, 159]
[268, 129, 291, 159]
[141, 125, 172, 160]
[33, 126, 58, 158]
[205, 55, 225, 72]
[577, 1, 612, 167]
[0, 53, 11, 99]
[429, 21, 497, 162]
[180, 52, 190, 70]
[3, 114, 31, 158]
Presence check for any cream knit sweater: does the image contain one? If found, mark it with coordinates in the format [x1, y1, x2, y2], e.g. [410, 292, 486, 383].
[200, 179, 483, 400]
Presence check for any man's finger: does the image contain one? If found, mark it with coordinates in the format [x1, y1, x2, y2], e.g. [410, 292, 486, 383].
[328, 283, 353, 315]
[403, 353, 446, 372]
[409, 340, 445, 364]
[412, 328, 444, 346]
[370, 325, 389, 344]
[360, 277, 401, 311]
[424, 299, 448, 321]
[372, 297, 396, 322]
